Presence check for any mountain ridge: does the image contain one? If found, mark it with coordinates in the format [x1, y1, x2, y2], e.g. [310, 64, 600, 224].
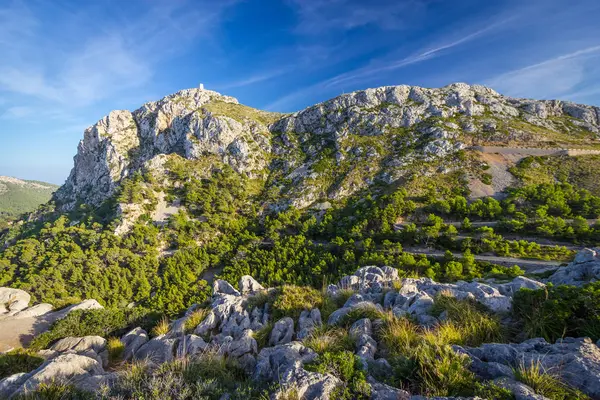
[53, 83, 600, 217]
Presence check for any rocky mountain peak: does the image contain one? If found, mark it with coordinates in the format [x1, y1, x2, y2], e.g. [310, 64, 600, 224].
[54, 83, 600, 213]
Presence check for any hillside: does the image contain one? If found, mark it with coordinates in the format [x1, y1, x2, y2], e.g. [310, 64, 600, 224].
[1, 84, 600, 399]
[0, 176, 57, 227]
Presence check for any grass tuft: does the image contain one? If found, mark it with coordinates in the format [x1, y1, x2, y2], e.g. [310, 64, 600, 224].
[107, 337, 125, 365]
[514, 360, 590, 400]
[151, 316, 171, 337]
[303, 326, 354, 355]
[184, 309, 210, 334]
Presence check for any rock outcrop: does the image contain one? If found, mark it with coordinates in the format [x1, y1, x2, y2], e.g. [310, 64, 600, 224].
[456, 337, 600, 399]
[51, 84, 600, 216]
[3, 265, 599, 399]
[547, 247, 600, 286]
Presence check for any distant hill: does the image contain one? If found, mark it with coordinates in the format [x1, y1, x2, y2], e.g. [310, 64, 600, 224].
[0, 176, 58, 224]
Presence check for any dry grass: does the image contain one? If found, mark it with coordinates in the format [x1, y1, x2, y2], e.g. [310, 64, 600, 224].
[151, 316, 171, 337]
[303, 326, 354, 354]
[184, 308, 210, 334]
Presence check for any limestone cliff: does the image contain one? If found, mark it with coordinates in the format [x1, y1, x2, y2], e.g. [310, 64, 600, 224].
[54, 83, 600, 212]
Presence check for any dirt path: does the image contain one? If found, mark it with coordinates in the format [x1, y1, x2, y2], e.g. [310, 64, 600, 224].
[0, 314, 58, 351]
[403, 247, 564, 271]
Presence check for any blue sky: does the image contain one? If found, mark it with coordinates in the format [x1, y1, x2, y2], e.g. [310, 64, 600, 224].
[1, 0, 600, 184]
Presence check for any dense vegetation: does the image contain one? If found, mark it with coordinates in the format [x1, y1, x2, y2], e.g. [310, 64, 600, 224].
[3, 153, 599, 317]
[0, 178, 57, 229]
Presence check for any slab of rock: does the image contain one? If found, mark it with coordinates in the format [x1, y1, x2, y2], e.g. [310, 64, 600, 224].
[225, 329, 257, 358]
[269, 317, 294, 346]
[10, 303, 53, 319]
[254, 341, 317, 381]
[458, 337, 600, 399]
[133, 334, 177, 364]
[213, 279, 241, 297]
[8, 353, 104, 397]
[0, 288, 30, 314]
[176, 334, 208, 358]
[297, 308, 322, 339]
[239, 275, 264, 295]
[51, 336, 107, 354]
[496, 276, 545, 296]
[120, 327, 149, 361]
[278, 367, 342, 400]
[368, 376, 411, 400]
[547, 248, 600, 287]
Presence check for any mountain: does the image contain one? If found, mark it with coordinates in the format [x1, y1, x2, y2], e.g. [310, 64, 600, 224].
[1, 84, 600, 398]
[55, 83, 600, 215]
[0, 176, 58, 226]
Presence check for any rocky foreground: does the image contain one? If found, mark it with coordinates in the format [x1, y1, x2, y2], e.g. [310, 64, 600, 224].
[1, 249, 600, 399]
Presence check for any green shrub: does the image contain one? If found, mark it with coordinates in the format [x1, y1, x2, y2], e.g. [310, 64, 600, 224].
[271, 285, 325, 320]
[252, 323, 274, 349]
[513, 282, 600, 342]
[107, 337, 125, 365]
[305, 351, 370, 399]
[379, 316, 479, 396]
[0, 349, 44, 379]
[29, 308, 161, 350]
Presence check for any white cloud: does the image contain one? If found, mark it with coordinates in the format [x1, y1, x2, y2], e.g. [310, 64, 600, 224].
[0, 1, 237, 107]
[484, 45, 600, 99]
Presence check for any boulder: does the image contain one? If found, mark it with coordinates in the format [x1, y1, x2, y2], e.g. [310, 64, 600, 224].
[269, 317, 295, 346]
[133, 334, 177, 364]
[496, 276, 545, 296]
[176, 334, 208, 358]
[368, 376, 411, 400]
[239, 275, 264, 295]
[213, 279, 241, 297]
[297, 309, 322, 339]
[547, 248, 600, 286]
[0, 288, 30, 314]
[278, 367, 342, 400]
[9, 353, 104, 397]
[120, 327, 149, 361]
[254, 341, 317, 381]
[225, 329, 257, 358]
[50, 336, 107, 354]
[493, 377, 549, 400]
[50, 299, 104, 320]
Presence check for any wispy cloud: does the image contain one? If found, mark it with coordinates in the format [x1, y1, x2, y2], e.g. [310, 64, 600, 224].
[0, 0, 236, 107]
[264, 12, 515, 111]
[485, 45, 600, 99]
[217, 67, 292, 90]
[324, 15, 516, 89]
[288, 0, 424, 34]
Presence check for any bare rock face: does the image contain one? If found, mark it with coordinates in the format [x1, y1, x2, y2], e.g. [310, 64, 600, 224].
[456, 337, 600, 399]
[4, 353, 106, 398]
[0, 288, 30, 315]
[54, 88, 268, 211]
[52, 83, 600, 215]
[546, 247, 600, 286]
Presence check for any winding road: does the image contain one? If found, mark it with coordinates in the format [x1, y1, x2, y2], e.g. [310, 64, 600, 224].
[403, 247, 565, 272]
